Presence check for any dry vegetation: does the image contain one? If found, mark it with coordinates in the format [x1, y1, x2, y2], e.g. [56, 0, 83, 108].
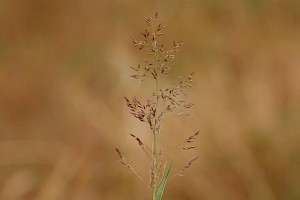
[0, 0, 300, 200]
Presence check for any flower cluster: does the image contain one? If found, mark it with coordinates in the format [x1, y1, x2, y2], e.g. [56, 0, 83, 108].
[117, 12, 199, 199]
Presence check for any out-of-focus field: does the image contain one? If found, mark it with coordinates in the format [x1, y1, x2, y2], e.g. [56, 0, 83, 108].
[1, 0, 300, 199]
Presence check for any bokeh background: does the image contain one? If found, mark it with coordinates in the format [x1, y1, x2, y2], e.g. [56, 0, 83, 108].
[1, 0, 300, 199]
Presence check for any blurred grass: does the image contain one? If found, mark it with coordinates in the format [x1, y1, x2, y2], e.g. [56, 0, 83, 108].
[0, 0, 300, 199]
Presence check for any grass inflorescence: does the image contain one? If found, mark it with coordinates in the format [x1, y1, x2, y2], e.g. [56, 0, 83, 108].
[116, 11, 199, 200]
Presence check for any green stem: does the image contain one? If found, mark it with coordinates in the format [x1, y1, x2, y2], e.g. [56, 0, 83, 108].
[152, 28, 159, 199]
[152, 131, 157, 200]
[152, 64, 159, 200]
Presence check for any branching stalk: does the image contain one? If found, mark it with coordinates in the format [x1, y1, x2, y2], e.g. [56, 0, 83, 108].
[117, 11, 199, 200]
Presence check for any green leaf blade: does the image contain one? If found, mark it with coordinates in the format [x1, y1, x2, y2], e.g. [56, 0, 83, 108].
[155, 160, 173, 200]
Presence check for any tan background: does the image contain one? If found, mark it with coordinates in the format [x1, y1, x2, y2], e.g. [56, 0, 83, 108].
[0, 0, 300, 199]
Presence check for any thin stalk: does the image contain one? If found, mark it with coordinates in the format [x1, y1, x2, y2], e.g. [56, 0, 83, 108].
[152, 26, 159, 199]
[152, 65, 159, 199]
[152, 131, 157, 200]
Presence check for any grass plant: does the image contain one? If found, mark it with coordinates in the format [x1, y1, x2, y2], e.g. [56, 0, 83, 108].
[116, 11, 199, 200]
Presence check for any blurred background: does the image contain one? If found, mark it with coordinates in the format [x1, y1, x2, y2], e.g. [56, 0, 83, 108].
[1, 0, 300, 199]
